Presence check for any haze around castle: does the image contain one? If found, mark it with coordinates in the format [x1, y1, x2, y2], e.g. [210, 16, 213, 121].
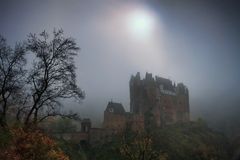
[1, 0, 240, 129]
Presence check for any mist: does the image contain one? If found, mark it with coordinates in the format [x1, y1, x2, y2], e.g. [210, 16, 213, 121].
[1, 0, 240, 131]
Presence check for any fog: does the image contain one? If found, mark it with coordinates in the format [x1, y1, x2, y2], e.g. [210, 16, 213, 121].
[1, 0, 240, 128]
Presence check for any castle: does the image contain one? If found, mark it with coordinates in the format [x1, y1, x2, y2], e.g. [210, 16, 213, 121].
[52, 72, 190, 145]
[103, 72, 190, 132]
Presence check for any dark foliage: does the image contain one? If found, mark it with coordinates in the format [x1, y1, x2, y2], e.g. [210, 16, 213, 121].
[88, 121, 231, 160]
[152, 121, 231, 160]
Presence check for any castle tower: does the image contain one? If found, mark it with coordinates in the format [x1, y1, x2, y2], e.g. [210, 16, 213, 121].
[81, 119, 91, 133]
[103, 101, 127, 132]
[130, 72, 156, 115]
[129, 72, 190, 128]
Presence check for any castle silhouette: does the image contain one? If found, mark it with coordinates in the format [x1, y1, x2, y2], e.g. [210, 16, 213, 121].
[58, 72, 190, 145]
[103, 72, 190, 132]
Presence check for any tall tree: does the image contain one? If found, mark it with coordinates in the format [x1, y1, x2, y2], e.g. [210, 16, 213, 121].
[24, 29, 84, 125]
[0, 35, 26, 127]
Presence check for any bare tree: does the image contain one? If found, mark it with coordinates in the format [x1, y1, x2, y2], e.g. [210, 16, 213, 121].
[0, 35, 26, 127]
[24, 29, 84, 125]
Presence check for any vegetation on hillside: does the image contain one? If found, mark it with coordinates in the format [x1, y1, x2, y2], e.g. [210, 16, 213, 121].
[0, 127, 69, 160]
[87, 121, 231, 160]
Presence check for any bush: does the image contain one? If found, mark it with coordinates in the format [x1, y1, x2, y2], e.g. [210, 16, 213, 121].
[0, 127, 69, 160]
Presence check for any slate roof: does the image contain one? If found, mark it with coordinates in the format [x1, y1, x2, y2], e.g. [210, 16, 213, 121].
[106, 101, 126, 114]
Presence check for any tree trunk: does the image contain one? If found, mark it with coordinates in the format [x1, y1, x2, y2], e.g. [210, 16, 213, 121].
[0, 100, 8, 127]
[0, 116, 6, 127]
[24, 105, 36, 125]
[33, 108, 39, 124]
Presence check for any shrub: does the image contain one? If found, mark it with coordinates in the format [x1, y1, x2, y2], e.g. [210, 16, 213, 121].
[0, 127, 69, 160]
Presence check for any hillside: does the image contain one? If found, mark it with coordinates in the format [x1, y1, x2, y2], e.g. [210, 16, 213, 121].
[87, 120, 231, 160]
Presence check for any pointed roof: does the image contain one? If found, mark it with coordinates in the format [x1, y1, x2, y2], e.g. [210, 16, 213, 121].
[105, 101, 125, 114]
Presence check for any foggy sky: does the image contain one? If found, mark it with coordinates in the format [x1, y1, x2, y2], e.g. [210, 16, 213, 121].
[1, 0, 240, 126]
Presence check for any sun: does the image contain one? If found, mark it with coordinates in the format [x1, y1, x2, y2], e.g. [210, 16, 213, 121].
[127, 9, 155, 39]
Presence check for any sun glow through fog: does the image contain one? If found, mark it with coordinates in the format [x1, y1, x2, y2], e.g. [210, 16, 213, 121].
[97, 5, 166, 73]
[127, 9, 155, 39]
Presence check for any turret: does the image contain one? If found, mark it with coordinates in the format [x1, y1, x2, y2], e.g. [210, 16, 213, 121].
[81, 118, 91, 133]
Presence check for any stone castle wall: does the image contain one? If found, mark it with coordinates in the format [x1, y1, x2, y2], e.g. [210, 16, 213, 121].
[129, 72, 190, 127]
[72, 72, 190, 144]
